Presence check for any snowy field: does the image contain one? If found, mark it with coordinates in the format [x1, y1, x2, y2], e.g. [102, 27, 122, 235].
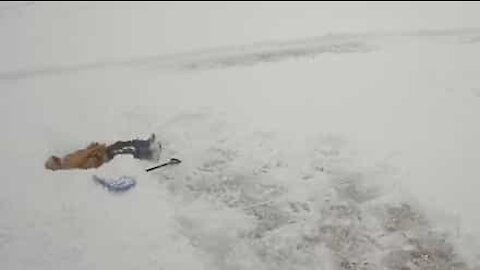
[1, 2, 480, 270]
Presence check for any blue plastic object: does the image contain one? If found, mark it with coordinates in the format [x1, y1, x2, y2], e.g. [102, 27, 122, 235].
[93, 175, 136, 192]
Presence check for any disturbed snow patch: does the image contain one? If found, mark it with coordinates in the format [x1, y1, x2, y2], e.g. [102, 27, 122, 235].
[150, 111, 476, 270]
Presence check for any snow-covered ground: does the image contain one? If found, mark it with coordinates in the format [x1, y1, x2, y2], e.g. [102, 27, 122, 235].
[1, 2, 480, 270]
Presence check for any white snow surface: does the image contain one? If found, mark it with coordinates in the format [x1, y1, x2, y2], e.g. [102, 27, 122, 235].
[1, 2, 480, 270]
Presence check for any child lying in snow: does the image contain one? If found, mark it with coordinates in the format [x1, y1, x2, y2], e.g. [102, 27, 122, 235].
[45, 134, 161, 171]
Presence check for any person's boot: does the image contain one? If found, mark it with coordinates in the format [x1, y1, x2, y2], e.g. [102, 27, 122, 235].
[149, 133, 156, 143]
[148, 133, 162, 161]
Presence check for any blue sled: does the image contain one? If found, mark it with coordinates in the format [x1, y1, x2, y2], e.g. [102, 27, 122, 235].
[93, 175, 136, 192]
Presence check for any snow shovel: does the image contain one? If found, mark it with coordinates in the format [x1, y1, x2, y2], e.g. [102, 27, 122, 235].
[146, 158, 182, 172]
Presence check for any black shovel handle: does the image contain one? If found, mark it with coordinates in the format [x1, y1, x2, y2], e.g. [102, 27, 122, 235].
[146, 158, 182, 172]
